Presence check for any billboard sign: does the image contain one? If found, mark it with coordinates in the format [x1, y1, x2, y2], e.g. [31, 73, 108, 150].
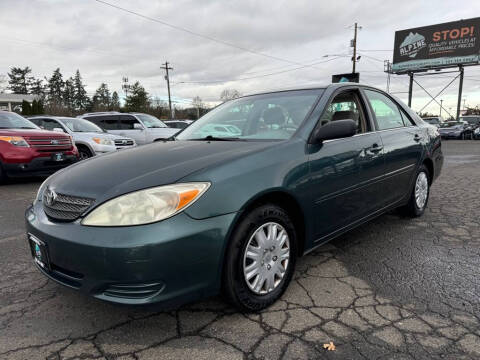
[392, 18, 480, 73]
[332, 73, 360, 83]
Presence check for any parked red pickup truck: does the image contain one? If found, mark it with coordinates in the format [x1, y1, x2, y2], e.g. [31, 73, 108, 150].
[0, 111, 78, 182]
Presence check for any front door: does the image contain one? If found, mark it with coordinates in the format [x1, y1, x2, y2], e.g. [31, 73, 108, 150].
[118, 115, 146, 145]
[308, 89, 385, 242]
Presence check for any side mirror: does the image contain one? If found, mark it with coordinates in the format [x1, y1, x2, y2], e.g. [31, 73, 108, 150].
[133, 123, 144, 130]
[310, 119, 357, 144]
[53, 127, 65, 133]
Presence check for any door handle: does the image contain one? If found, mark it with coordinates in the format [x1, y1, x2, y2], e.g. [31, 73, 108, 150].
[366, 143, 383, 154]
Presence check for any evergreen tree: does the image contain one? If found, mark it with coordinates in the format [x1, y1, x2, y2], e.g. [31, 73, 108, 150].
[21, 100, 31, 115]
[8, 67, 34, 94]
[73, 70, 89, 111]
[37, 100, 45, 114]
[30, 78, 46, 98]
[47, 68, 65, 108]
[111, 91, 120, 110]
[125, 81, 149, 112]
[92, 83, 111, 111]
[63, 77, 76, 112]
[31, 100, 38, 115]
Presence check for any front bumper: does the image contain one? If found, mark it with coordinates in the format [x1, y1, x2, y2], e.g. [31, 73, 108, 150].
[25, 202, 236, 306]
[4, 155, 78, 177]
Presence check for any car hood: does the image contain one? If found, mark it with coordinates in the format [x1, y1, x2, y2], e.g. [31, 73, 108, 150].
[0, 128, 70, 138]
[147, 127, 179, 135]
[46, 140, 274, 203]
[438, 127, 460, 131]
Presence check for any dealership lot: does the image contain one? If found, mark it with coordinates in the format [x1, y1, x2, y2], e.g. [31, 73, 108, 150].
[0, 141, 479, 359]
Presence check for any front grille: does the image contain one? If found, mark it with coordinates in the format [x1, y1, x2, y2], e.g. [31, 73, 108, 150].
[43, 192, 94, 221]
[114, 139, 135, 147]
[26, 136, 72, 150]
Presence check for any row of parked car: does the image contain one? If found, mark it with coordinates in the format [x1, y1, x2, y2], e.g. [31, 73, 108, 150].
[422, 115, 480, 140]
[0, 111, 193, 182]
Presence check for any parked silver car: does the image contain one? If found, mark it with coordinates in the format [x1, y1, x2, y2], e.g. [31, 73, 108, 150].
[29, 116, 136, 159]
[79, 112, 179, 145]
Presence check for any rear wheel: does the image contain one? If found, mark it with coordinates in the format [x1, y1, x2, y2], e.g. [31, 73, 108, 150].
[77, 145, 93, 160]
[399, 165, 430, 217]
[223, 204, 297, 312]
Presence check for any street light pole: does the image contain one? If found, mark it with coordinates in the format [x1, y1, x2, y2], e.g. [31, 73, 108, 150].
[439, 99, 443, 118]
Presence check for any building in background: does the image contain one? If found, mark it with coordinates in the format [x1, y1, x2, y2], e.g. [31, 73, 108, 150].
[0, 94, 37, 112]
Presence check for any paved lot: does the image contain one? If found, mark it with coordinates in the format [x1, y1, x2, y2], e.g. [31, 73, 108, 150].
[1, 141, 479, 359]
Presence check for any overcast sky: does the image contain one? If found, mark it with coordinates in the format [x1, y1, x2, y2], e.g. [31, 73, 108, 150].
[1, 0, 480, 115]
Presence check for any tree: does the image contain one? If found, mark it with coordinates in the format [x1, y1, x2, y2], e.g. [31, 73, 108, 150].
[30, 78, 46, 98]
[73, 70, 89, 111]
[21, 100, 31, 115]
[124, 81, 149, 112]
[8, 67, 34, 94]
[192, 96, 204, 119]
[63, 77, 76, 112]
[46, 68, 65, 107]
[220, 88, 241, 102]
[92, 83, 111, 111]
[0, 75, 7, 93]
[111, 91, 120, 111]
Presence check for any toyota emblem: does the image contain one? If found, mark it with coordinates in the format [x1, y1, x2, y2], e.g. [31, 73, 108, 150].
[44, 188, 57, 206]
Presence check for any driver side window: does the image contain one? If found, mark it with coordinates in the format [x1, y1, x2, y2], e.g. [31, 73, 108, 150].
[319, 90, 368, 133]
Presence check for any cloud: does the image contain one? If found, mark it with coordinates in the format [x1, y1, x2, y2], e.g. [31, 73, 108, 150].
[0, 0, 479, 111]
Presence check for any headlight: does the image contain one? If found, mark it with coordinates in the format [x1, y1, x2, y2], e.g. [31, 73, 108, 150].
[92, 137, 113, 145]
[34, 177, 50, 204]
[0, 136, 29, 147]
[82, 182, 210, 226]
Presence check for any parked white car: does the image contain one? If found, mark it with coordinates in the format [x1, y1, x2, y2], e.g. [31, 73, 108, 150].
[79, 112, 180, 145]
[29, 116, 136, 160]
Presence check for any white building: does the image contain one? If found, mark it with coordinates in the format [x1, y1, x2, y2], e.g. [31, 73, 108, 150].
[0, 93, 38, 112]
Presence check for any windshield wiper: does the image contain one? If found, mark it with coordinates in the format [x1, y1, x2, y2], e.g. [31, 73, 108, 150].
[190, 135, 242, 141]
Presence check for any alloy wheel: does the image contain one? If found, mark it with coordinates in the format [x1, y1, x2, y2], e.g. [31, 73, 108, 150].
[415, 172, 428, 209]
[243, 222, 290, 295]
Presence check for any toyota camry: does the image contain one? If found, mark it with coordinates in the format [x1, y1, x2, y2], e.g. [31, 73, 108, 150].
[25, 83, 443, 311]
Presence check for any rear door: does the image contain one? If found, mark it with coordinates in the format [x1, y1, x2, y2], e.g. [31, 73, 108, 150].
[118, 115, 147, 144]
[308, 88, 386, 241]
[363, 89, 424, 206]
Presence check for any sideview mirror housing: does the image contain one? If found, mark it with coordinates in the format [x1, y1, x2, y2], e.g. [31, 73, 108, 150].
[310, 119, 357, 144]
[53, 127, 65, 133]
[133, 123, 144, 130]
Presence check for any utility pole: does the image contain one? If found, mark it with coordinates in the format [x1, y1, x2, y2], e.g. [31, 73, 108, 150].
[161, 62, 173, 119]
[121, 77, 129, 98]
[352, 23, 360, 74]
[439, 99, 443, 118]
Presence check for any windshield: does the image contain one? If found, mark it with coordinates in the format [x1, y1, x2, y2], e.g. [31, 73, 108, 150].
[60, 118, 104, 133]
[0, 112, 39, 129]
[176, 90, 322, 141]
[459, 116, 480, 125]
[424, 118, 439, 124]
[440, 122, 462, 128]
[136, 114, 167, 128]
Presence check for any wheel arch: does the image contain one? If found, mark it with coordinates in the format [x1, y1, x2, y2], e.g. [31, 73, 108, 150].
[231, 189, 307, 257]
[422, 157, 434, 184]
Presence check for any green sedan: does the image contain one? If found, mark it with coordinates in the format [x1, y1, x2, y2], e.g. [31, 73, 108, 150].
[25, 83, 443, 311]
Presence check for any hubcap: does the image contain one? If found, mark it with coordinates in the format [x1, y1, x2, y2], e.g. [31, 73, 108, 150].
[243, 222, 290, 295]
[415, 172, 428, 209]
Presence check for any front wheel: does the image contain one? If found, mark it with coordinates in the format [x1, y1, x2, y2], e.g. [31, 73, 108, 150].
[0, 163, 7, 184]
[399, 165, 430, 217]
[223, 204, 297, 312]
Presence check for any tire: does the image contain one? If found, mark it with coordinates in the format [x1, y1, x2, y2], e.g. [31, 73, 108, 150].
[0, 162, 7, 184]
[461, 133, 465, 140]
[400, 165, 430, 217]
[223, 204, 297, 312]
[77, 145, 93, 160]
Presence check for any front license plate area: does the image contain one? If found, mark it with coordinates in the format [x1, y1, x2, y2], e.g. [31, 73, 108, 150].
[28, 234, 50, 271]
[52, 153, 65, 162]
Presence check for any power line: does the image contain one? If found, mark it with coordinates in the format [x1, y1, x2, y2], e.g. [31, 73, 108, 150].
[93, 0, 321, 68]
[175, 56, 343, 85]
